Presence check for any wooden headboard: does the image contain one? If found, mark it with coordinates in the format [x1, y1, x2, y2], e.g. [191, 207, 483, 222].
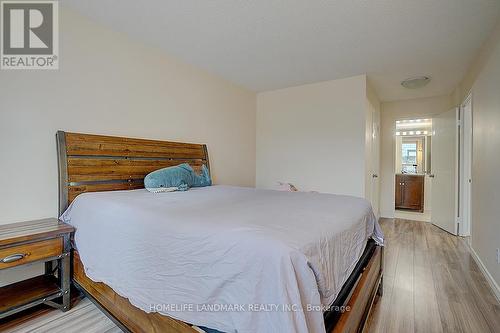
[57, 131, 210, 215]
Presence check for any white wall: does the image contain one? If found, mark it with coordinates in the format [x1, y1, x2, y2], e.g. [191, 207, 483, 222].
[0, 8, 257, 225]
[379, 95, 453, 218]
[464, 22, 500, 288]
[256, 75, 369, 197]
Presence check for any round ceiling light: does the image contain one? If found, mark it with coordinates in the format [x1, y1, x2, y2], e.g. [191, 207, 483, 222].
[401, 76, 431, 89]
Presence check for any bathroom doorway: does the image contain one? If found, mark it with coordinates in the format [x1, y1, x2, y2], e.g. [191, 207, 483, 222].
[394, 119, 432, 221]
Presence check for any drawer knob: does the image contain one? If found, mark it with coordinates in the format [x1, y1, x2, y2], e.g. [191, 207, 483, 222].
[1, 253, 27, 263]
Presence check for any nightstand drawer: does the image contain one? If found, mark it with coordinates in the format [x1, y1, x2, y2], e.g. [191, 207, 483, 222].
[0, 238, 63, 269]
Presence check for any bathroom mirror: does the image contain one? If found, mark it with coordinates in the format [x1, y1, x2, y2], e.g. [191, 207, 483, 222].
[395, 119, 432, 174]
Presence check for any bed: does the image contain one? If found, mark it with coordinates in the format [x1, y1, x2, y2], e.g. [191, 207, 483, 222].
[56, 131, 384, 333]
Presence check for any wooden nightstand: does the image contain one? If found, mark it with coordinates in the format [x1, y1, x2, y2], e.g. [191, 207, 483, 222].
[0, 218, 74, 319]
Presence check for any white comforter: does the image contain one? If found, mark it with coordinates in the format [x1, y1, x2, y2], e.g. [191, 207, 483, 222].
[61, 185, 383, 333]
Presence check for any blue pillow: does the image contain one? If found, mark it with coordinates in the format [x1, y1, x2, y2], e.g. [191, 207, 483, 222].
[144, 163, 211, 193]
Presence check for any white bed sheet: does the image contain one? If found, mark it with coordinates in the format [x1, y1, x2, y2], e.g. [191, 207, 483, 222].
[61, 185, 383, 333]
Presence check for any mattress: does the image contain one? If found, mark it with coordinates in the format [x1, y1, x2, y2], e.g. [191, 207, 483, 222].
[61, 185, 383, 333]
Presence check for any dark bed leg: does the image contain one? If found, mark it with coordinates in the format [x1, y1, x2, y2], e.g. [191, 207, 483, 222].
[377, 246, 384, 297]
[377, 276, 383, 296]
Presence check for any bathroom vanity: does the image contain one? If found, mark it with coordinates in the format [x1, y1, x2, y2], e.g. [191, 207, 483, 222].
[395, 174, 425, 212]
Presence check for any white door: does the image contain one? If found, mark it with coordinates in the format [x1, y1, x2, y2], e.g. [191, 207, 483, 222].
[431, 108, 459, 234]
[371, 111, 381, 218]
[460, 95, 472, 236]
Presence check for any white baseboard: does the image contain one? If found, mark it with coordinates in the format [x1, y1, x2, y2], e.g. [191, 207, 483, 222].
[380, 210, 432, 222]
[380, 210, 394, 219]
[394, 210, 431, 222]
[464, 241, 500, 303]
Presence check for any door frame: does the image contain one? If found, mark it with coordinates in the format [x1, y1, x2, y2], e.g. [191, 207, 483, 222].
[392, 118, 431, 222]
[459, 93, 472, 236]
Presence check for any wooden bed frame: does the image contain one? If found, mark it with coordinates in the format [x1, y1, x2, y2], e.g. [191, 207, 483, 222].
[56, 131, 383, 333]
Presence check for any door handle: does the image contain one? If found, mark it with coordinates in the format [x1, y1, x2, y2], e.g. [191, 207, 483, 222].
[372, 174, 378, 178]
[1, 253, 27, 263]
[429, 174, 435, 178]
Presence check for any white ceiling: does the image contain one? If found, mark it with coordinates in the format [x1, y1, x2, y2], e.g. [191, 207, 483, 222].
[63, 0, 500, 101]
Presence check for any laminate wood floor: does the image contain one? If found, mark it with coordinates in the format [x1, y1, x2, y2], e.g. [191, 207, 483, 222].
[1, 218, 498, 333]
[367, 218, 500, 333]
[0, 298, 120, 333]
